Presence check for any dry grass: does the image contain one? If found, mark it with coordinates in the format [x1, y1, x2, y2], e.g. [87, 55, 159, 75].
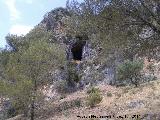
[34, 80, 160, 120]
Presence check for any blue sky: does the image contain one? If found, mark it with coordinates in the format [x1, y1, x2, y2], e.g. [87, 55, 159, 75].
[0, 0, 82, 48]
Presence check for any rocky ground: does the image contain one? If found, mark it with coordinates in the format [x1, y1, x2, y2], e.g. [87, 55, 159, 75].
[29, 79, 160, 120]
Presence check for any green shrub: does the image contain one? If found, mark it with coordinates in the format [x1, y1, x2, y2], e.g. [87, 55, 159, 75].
[86, 87, 102, 108]
[72, 99, 81, 108]
[106, 92, 112, 97]
[58, 99, 82, 112]
[146, 63, 155, 75]
[67, 62, 80, 83]
[117, 60, 143, 87]
[55, 62, 81, 94]
[87, 87, 100, 94]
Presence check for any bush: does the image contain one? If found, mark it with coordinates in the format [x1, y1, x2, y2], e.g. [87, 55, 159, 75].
[117, 60, 143, 87]
[106, 92, 112, 97]
[86, 87, 102, 108]
[55, 62, 81, 94]
[146, 63, 155, 75]
[87, 87, 100, 94]
[67, 62, 80, 83]
[72, 99, 82, 108]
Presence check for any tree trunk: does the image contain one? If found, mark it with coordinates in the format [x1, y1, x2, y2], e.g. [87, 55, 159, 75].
[30, 78, 37, 120]
[30, 99, 35, 120]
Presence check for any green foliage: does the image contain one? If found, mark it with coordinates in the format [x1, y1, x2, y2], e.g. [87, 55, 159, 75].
[146, 63, 155, 75]
[0, 49, 10, 68]
[86, 87, 102, 108]
[0, 27, 66, 118]
[0, 79, 33, 117]
[106, 92, 112, 97]
[67, 62, 80, 83]
[87, 87, 100, 94]
[20, 40, 66, 85]
[55, 62, 81, 94]
[1, 0, 160, 118]
[117, 60, 144, 87]
[26, 26, 54, 43]
[73, 99, 81, 108]
[66, 0, 129, 49]
[5, 34, 27, 51]
[66, 0, 160, 60]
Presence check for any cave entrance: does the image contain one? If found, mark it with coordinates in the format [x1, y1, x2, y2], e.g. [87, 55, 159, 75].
[71, 40, 85, 62]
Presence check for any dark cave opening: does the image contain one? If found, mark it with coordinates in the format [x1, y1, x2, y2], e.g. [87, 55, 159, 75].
[71, 41, 85, 61]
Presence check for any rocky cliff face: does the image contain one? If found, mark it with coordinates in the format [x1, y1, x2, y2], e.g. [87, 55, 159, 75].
[37, 8, 118, 97]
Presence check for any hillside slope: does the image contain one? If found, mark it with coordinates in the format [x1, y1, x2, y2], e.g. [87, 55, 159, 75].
[32, 80, 160, 120]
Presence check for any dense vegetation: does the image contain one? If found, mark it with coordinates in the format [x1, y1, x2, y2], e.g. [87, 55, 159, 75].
[0, 27, 66, 119]
[0, 0, 160, 119]
[66, 0, 160, 61]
